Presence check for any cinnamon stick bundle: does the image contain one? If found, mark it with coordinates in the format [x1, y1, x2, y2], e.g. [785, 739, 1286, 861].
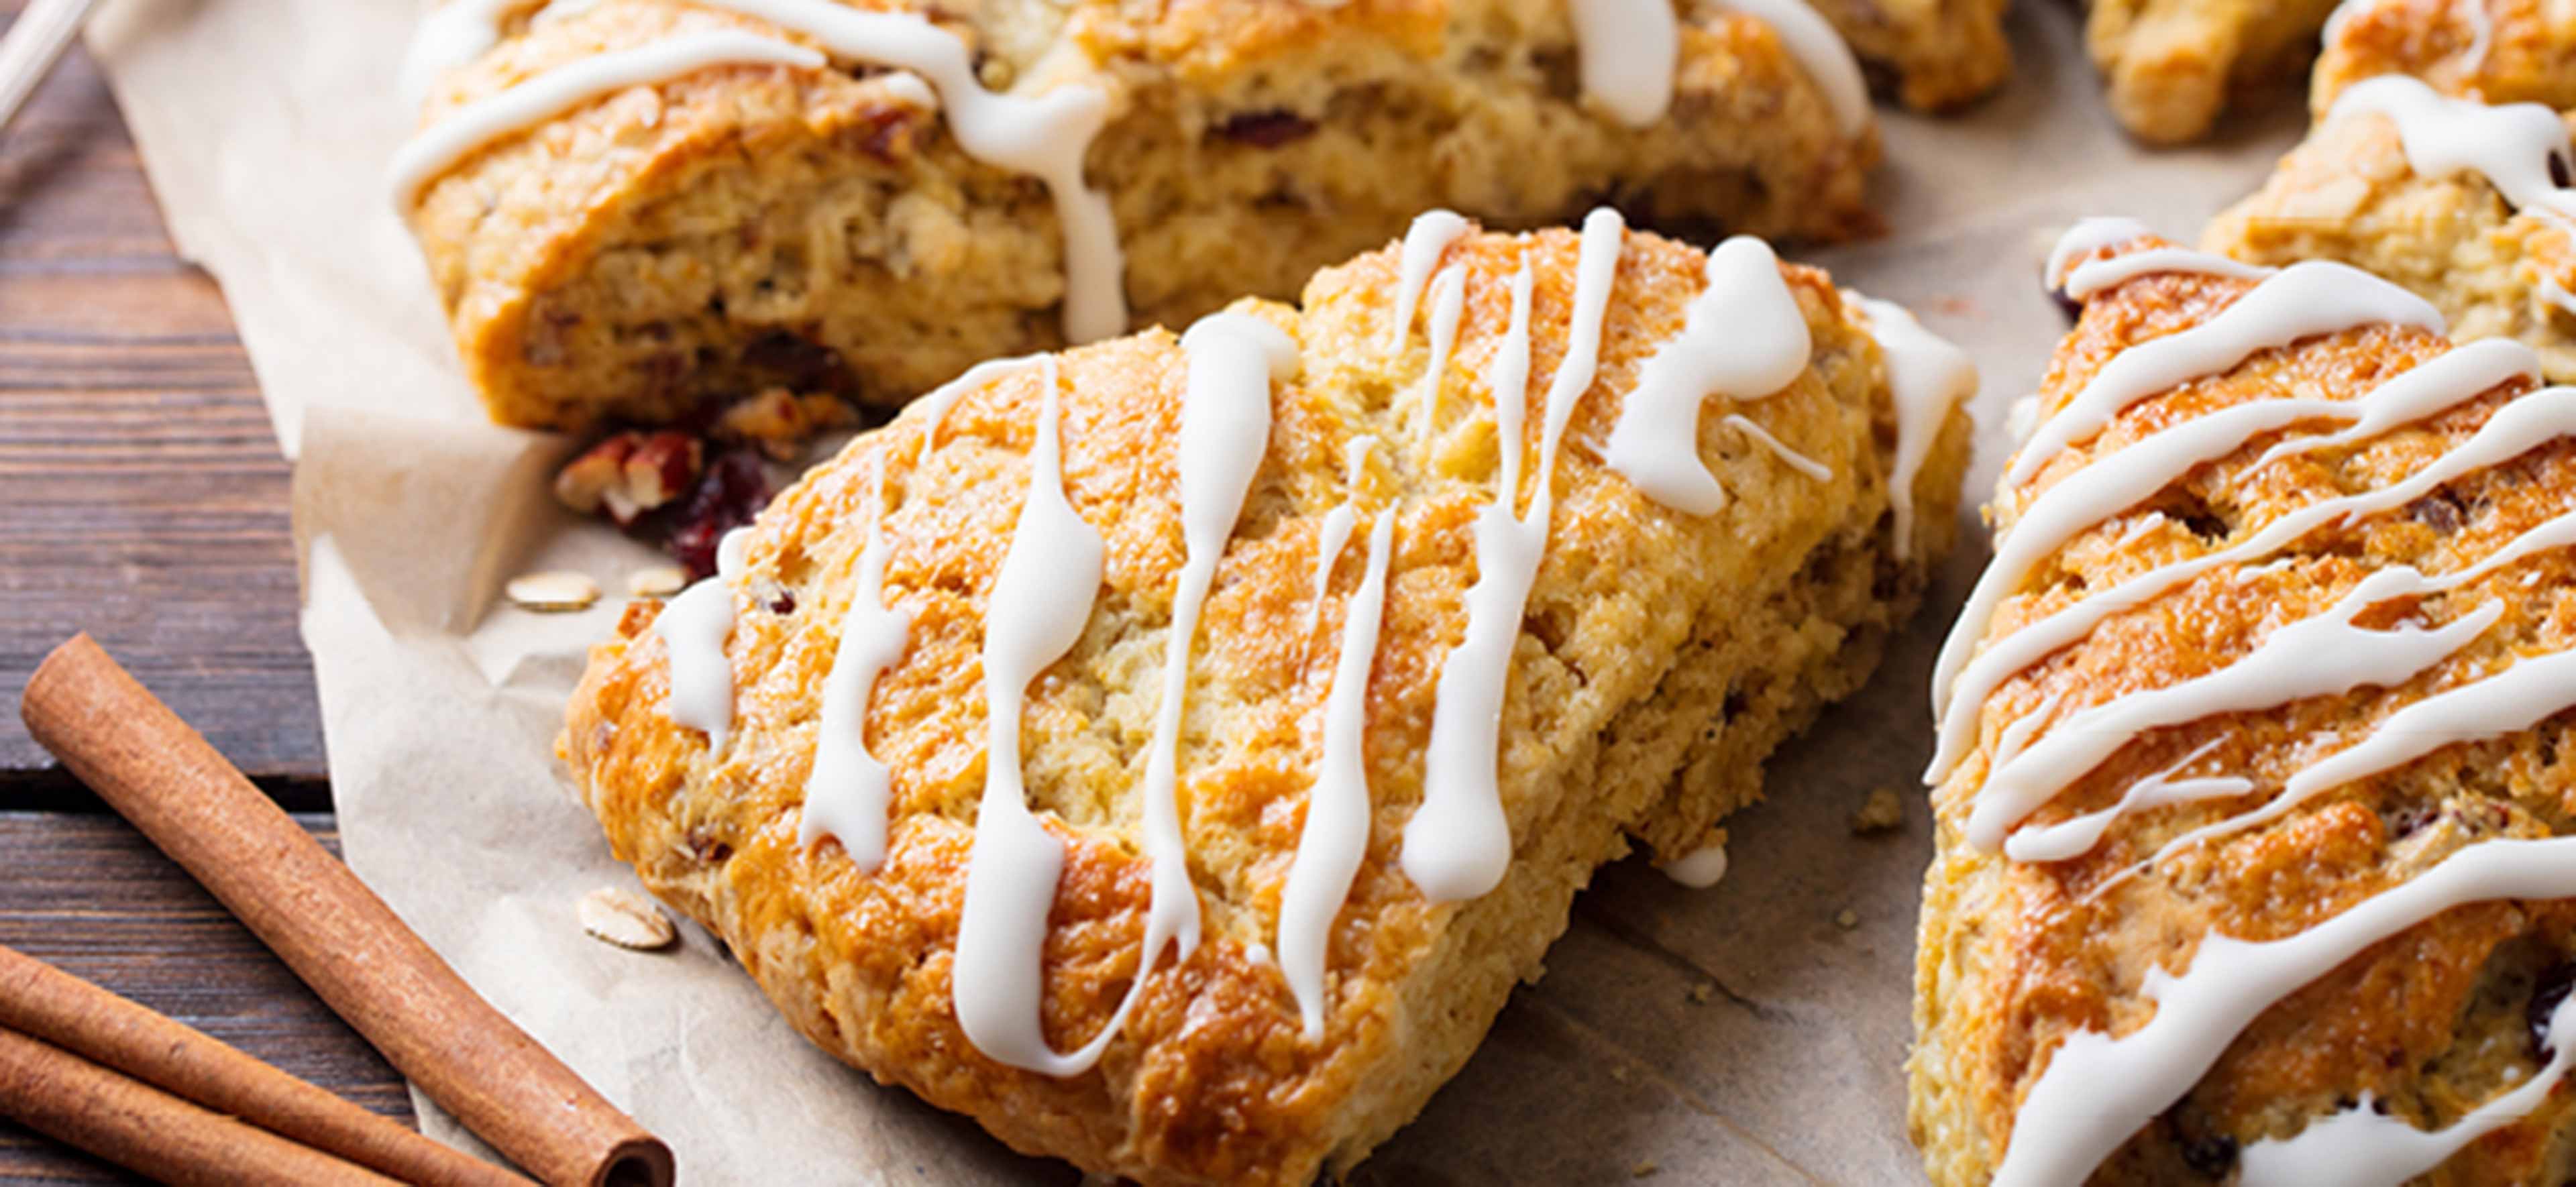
[0, 1024, 400, 1187]
[0, 942, 529, 1186]
[20, 634, 674, 1187]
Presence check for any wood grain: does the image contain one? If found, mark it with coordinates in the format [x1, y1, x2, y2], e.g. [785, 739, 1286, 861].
[0, 15, 322, 791]
[0, 813, 415, 1183]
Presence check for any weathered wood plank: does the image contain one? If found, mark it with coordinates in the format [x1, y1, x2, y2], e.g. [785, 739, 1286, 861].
[0, 21, 321, 783]
[0, 812, 417, 1182]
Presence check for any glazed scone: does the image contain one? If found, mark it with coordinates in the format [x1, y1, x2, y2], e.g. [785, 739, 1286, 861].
[2203, 66, 2576, 382]
[559, 215, 1972, 1184]
[395, 0, 1891, 433]
[1807, 0, 2013, 109]
[2313, 0, 2576, 114]
[1913, 226, 2576, 1184]
[2084, 0, 2341, 143]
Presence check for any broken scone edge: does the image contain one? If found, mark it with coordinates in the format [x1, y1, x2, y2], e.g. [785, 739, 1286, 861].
[559, 217, 1970, 1186]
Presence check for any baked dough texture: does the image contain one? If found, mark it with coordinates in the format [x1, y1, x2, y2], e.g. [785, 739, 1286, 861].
[2084, 0, 2341, 143]
[401, 0, 1892, 433]
[1811, 0, 2012, 110]
[2202, 42, 2576, 383]
[559, 221, 1968, 1184]
[2313, 0, 2576, 113]
[1913, 233, 2576, 1184]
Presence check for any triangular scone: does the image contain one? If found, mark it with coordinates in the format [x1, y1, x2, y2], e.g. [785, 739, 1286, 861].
[1913, 228, 2576, 1184]
[396, 0, 1892, 433]
[2204, 22, 2576, 381]
[559, 215, 1970, 1184]
[2310, 0, 2576, 113]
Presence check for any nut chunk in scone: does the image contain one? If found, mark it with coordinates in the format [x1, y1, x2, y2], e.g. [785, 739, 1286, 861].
[2206, 19, 2576, 382]
[560, 213, 1972, 1185]
[1912, 224, 2576, 1186]
[392, 0, 1894, 433]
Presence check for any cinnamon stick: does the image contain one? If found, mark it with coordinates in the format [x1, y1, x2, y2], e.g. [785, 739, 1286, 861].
[0, 1023, 400, 1187]
[0, 942, 531, 1187]
[20, 634, 676, 1187]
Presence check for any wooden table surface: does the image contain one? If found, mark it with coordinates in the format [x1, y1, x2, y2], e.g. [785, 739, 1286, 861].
[0, 12, 411, 1181]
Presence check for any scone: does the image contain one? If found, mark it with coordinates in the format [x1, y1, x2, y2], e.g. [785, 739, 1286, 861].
[2313, 0, 2576, 113]
[2084, 0, 2341, 143]
[2202, 57, 2576, 382]
[1809, 0, 2013, 109]
[1913, 224, 2576, 1184]
[559, 213, 1973, 1184]
[394, 0, 1893, 433]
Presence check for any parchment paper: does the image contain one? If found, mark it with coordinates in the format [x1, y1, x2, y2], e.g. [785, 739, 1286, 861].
[80, 3, 2304, 1180]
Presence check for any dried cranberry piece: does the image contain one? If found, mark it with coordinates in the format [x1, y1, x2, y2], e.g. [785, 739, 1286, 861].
[1216, 109, 1318, 149]
[2043, 261, 2082, 321]
[661, 448, 773, 580]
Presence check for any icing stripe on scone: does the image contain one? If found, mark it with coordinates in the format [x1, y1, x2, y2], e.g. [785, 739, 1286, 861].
[1601, 236, 1811, 515]
[803, 357, 1038, 866]
[2043, 216, 2275, 299]
[1303, 438, 1377, 638]
[1964, 567, 2504, 849]
[1132, 314, 1303, 972]
[1387, 211, 1472, 353]
[953, 356, 1124, 1076]
[396, 2, 1126, 345]
[2235, 950, 2576, 1186]
[1279, 508, 1398, 1040]
[1722, 414, 1830, 480]
[399, 0, 525, 109]
[1993, 836, 2576, 1187]
[1847, 294, 1976, 559]
[387, 31, 827, 204]
[655, 526, 753, 754]
[1927, 337, 2541, 780]
[2000, 739, 2250, 863]
[1563, 0, 1868, 135]
[2002, 262, 2444, 488]
[2326, 74, 2576, 230]
[1403, 208, 1624, 903]
[1411, 266, 1470, 450]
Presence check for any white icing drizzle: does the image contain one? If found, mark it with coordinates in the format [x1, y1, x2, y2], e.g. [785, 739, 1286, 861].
[1413, 264, 1470, 450]
[801, 357, 1039, 868]
[2327, 74, 2576, 230]
[392, 1, 1128, 343]
[1568, 0, 1678, 127]
[2457, 0, 2496, 74]
[2004, 262, 2445, 488]
[951, 356, 1127, 1077]
[1715, 0, 1872, 136]
[2043, 217, 2154, 291]
[1926, 343, 2544, 783]
[1721, 414, 1829, 481]
[387, 31, 826, 205]
[1130, 313, 1301, 981]
[2000, 739, 2251, 864]
[1277, 510, 1397, 1041]
[1304, 437, 1379, 638]
[1968, 567, 2504, 850]
[1602, 236, 1811, 515]
[1664, 843, 1729, 889]
[1993, 836, 2576, 1187]
[2245, 337, 2539, 475]
[1387, 210, 1471, 353]
[2238, 976, 2576, 1186]
[2061, 249, 2275, 302]
[398, 0, 522, 111]
[654, 526, 754, 754]
[2539, 271, 2576, 321]
[1401, 207, 1625, 903]
[1847, 294, 1976, 559]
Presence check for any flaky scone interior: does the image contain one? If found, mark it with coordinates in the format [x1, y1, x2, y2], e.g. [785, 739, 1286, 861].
[396, 0, 1892, 433]
[559, 213, 1970, 1185]
[1913, 225, 2576, 1185]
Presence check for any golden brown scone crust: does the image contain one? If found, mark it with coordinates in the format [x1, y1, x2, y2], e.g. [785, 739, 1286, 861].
[559, 221, 1968, 1185]
[401, 0, 1888, 431]
[2084, 0, 2341, 143]
[2202, 68, 2576, 382]
[1807, 0, 2012, 109]
[1911, 233, 2576, 1185]
[2313, 0, 2576, 114]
